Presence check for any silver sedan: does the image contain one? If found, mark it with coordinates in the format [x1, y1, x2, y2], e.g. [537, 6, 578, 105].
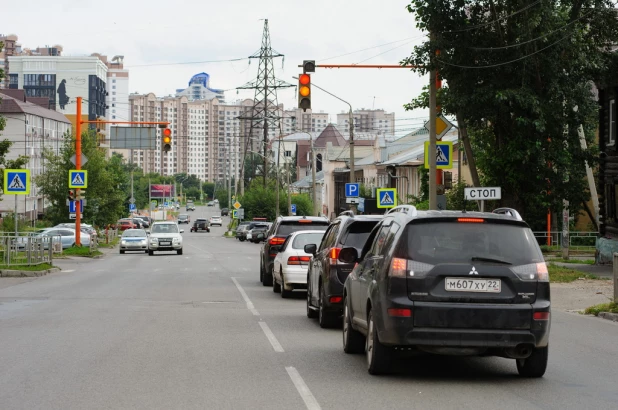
[119, 229, 149, 254]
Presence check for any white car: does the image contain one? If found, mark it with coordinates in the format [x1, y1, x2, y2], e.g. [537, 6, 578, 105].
[209, 215, 222, 226]
[148, 221, 184, 255]
[272, 230, 326, 298]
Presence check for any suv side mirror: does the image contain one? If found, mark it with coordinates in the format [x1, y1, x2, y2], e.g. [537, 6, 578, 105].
[304, 244, 317, 255]
[338, 247, 359, 264]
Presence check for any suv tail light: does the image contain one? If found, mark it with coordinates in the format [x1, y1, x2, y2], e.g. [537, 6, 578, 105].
[389, 258, 434, 278]
[329, 247, 342, 265]
[269, 236, 286, 246]
[288, 256, 311, 265]
[511, 262, 549, 281]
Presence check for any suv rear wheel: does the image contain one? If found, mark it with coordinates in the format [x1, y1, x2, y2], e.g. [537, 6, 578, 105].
[318, 285, 339, 328]
[262, 265, 273, 287]
[367, 310, 391, 375]
[516, 346, 548, 378]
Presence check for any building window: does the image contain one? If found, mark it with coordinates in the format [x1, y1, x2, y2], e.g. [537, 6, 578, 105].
[284, 150, 291, 157]
[610, 99, 616, 146]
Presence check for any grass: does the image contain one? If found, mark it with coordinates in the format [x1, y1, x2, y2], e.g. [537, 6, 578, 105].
[547, 263, 599, 283]
[0, 262, 55, 271]
[584, 301, 618, 316]
[97, 237, 119, 249]
[62, 246, 103, 258]
[552, 258, 595, 264]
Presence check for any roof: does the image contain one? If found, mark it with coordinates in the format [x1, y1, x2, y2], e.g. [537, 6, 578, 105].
[381, 132, 459, 166]
[390, 209, 528, 225]
[315, 124, 346, 147]
[0, 92, 70, 123]
[277, 215, 330, 222]
[292, 170, 324, 188]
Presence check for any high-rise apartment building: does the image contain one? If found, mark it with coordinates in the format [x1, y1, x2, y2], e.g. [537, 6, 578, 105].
[282, 108, 329, 134]
[337, 109, 395, 135]
[1, 34, 64, 89]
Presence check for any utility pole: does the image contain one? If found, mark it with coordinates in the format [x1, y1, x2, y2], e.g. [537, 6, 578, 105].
[287, 160, 291, 216]
[311, 135, 317, 216]
[75, 96, 83, 246]
[428, 33, 438, 211]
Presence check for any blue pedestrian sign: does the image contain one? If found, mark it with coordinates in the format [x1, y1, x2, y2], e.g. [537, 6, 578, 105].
[68, 170, 88, 188]
[69, 200, 84, 213]
[291, 204, 297, 215]
[424, 141, 453, 169]
[345, 183, 360, 197]
[3, 169, 30, 195]
[377, 188, 397, 209]
[164, 202, 169, 207]
[129, 203, 136, 212]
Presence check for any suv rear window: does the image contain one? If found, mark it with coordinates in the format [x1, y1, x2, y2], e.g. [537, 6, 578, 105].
[277, 220, 329, 236]
[340, 221, 380, 248]
[397, 221, 543, 266]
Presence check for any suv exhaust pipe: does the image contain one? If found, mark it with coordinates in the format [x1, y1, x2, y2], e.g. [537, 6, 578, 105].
[504, 344, 534, 359]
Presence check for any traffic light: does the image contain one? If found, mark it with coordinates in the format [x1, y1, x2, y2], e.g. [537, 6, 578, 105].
[68, 190, 75, 201]
[160, 125, 172, 152]
[78, 190, 86, 200]
[303, 60, 315, 73]
[298, 73, 311, 111]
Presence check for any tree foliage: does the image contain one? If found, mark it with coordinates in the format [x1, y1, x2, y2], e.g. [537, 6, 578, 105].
[403, 0, 618, 229]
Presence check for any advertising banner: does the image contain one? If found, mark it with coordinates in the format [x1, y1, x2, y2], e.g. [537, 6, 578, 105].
[150, 184, 175, 198]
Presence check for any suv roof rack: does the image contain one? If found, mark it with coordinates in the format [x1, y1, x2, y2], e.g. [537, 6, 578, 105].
[386, 205, 418, 216]
[492, 207, 523, 221]
[339, 210, 355, 217]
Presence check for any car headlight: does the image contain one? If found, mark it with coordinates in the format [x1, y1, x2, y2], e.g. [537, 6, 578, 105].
[150, 238, 158, 243]
[121, 240, 127, 244]
[173, 237, 180, 243]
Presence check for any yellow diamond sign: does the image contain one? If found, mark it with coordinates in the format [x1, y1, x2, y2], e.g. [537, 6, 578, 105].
[425, 115, 454, 139]
[233, 201, 241, 210]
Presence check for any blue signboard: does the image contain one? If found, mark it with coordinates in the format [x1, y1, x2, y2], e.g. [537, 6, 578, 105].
[69, 200, 84, 213]
[129, 203, 137, 212]
[345, 183, 360, 197]
[291, 204, 297, 214]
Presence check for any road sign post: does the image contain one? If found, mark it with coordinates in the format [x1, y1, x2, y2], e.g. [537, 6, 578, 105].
[345, 183, 360, 197]
[291, 204, 297, 215]
[4, 169, 30, 235]
[464, 187, 502, 212]
[424, 141, 453, 169]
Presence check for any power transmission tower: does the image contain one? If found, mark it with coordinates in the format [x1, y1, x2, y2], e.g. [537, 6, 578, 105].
[237, 19, 294, 194]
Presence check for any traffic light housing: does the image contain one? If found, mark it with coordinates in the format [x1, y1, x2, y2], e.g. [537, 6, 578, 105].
[298, 73, 311, 112]
[68, 190, 75, 201]
[78, 190, 86, 200]
[160, 124, 172, 152]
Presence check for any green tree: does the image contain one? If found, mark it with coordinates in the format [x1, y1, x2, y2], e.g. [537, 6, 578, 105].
[403, 0, 618, 229]
[202, 182, 215, 200]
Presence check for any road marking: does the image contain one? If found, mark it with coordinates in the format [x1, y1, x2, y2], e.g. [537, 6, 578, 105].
[259, 322, 284, 353]
[231, 277, 259, 316]
[286, 367, 321, 410]
[63, 270, 75, 273]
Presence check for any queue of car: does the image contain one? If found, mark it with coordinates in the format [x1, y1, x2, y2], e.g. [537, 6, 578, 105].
[257, 206, 551, 378]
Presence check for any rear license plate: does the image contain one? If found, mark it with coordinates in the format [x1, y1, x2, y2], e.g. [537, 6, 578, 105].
[445, 278, 501, 293]
[160, 242, 171, 246]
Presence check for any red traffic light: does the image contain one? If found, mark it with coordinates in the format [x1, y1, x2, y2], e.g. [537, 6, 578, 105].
[299, 74, 310, 85]
[163, 128, 171, 137]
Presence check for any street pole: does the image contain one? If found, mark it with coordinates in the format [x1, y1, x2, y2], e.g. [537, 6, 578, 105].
[75, 96, 82, 246]
[14, 195, 18, 235]
[287, 160, 292, 216]
[428, 52, 438, 211]
[311, 135, 317, 216]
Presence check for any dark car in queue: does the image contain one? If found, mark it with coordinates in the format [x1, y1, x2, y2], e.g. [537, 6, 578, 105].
[190, 218, 210, 233]
[119, 229, 149, 254]
[259, 216, 330, 287]
[340, 206, 551, 377]
[178, 214, 190, 224]
[305, 213, 384, 328]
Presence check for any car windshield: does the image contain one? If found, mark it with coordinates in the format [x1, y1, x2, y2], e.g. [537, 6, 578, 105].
[151, 224, 179, 234]
[278, 221, 329, 236]
[123, 229, 147, 237]
[179, 215, 188, 219]
[340, 221, 380, 249]
[292, 233, 325, 249]
[396, 221, 543, 266]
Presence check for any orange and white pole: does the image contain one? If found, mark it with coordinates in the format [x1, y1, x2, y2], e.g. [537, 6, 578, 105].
[75, 97, 82, 246]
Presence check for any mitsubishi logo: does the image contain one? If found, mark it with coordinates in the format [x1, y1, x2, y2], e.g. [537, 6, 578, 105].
[469, 266, 479, 275]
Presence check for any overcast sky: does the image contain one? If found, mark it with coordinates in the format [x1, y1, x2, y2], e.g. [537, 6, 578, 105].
[4, 0, 430, 135]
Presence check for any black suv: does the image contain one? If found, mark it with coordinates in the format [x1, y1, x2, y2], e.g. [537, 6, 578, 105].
[340, 206, 550, 377]
[259, 216, 330, 286]
[190, 218, 210, 232]
[305, 213, 384, 328]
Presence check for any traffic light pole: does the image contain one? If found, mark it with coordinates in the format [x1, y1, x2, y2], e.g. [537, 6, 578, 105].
[73, 97, 169, 246]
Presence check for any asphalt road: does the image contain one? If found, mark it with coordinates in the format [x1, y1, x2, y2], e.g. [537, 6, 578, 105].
[1, 205, 617, 410]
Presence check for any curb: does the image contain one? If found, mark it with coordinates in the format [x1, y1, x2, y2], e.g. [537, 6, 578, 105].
[0, 267, 61, 278]
[598, 312, 618, 322]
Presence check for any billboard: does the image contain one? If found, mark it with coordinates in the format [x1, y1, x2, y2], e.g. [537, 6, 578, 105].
[150, 184, 175, 198]
[110, 127, 156, 150]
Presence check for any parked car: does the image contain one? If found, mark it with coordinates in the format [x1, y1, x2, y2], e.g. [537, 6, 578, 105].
[248, 223, 271, 243]
[55, 223, 97, 237]
[272, 230, 326, 298]
[207, 201, 214, 207]
[148, 221, 184, 255]
[236, 222, 251, 241]
[305, 213, 384, 327]
[131, 218, 146, 229]
[259, 216, 330, 286]
[38, 227, 91, 249]
[221, 208, 229, 216]
[340, 206, 551, 377]
[133, 216, 151, 228]
[190, 218, 210, 233]
[178, 214, 190, 224]
[119, 229, 149, 254]
[209, 215, 223, 227]
[117, 219, 136, 231]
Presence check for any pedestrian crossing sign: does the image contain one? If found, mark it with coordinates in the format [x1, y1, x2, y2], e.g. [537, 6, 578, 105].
[424, 141, 453, 169]
[377, 188, 397, 209]
[69, 170, 88, 188]
[3, 169, 30, 195]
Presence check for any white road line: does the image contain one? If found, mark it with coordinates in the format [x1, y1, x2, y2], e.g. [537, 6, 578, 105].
[231, 277, 259, 316]
[62, 270, 75, 273]
[285, 367, 321, 410]
[259, 322, 284, 353]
